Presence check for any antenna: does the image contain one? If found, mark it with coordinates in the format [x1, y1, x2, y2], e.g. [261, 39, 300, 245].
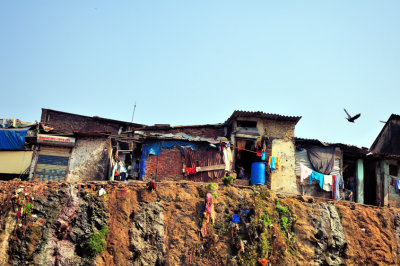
[131, 102, 136, 123]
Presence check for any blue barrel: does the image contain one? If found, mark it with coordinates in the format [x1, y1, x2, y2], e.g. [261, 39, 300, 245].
[251, 162, 265, 185]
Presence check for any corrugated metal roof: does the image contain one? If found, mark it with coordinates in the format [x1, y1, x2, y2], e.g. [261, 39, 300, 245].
[142, 123, 224, 130]
[295, 137, 369, 155]
[370, 113, 400, 151]
[144, 132, 224, 144]
[225, 110, 302, 124]
[42, 108, 145, 127]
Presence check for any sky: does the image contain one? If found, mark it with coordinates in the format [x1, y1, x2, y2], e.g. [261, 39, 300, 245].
[1, 1, 399, 148]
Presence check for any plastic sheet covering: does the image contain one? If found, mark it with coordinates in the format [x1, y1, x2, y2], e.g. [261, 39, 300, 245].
[0, 128, 29, 150]
[147, 142, 161, 155]
[162, 141, 198, 155]
[307, 146, 335, 175]
[139, 145, 149, 179]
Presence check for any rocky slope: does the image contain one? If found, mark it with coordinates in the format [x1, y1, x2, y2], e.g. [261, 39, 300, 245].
[0, 180, 399, 265]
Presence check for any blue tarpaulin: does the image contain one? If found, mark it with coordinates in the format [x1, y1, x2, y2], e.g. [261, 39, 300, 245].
[139, 145, 149, 179]
[147, 142, 161, 155]
[0, 128, 29, 150]
[162, 141, 198, 155]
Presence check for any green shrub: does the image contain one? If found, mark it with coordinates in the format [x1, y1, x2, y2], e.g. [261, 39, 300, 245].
[87, 225, 109, 257]
[222, 175, 235, 185]
[208, 182, 217, 190]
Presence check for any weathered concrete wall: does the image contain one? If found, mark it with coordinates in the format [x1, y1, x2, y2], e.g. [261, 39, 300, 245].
[381, 160, 400, 208]
[67, 137, 109, 183]
[232, 117, 296, 140]
[271, 139, 297, 194]
[259, 119, 296, 140]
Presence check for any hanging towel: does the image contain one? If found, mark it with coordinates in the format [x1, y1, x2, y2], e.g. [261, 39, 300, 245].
[299, 163, 313, 182]
[396, 180, 400, 193]
[261, 151, 266, 161]
[323, 175, 333, 192]
[275, 157, 279, 169]
[309, 171, 324, 189]
[332, 175, 337, 200]
[227, 147, 233, 163]
[270, 156, 276, 171]
[223, 148, 230, 171]
[332, 175, 340, 200]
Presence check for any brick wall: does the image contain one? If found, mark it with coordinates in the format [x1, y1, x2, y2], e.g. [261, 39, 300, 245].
[41, 109, 125, 134]
[144, 147, 184, 181]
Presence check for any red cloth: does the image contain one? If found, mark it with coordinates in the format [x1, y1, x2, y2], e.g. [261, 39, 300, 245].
[332, 175, 337, 200]
[391, 177, 396, 186]
[185, 167, 197, 176]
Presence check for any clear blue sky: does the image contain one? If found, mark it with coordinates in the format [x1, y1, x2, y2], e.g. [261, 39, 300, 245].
[1, 1, 399, 148]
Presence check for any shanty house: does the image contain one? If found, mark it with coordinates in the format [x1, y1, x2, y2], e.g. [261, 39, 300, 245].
[369, 114, 400, 207]
[134, 124, 226, 182]
[295, 138, 369, 204]
[0, 119, 36, 180]
[29, 109, 144, 182]
[225, 111, 301, 194]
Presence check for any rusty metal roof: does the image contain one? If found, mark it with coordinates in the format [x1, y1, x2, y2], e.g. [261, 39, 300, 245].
[142, 123, 224, 130]
[370, 113, 400, 152]
[225, 110, 302, 124]
[295, 137, 369, 156]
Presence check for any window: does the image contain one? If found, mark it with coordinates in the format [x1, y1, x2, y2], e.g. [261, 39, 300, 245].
[389, 164, 398, 176]
[237, 120, 257, 128]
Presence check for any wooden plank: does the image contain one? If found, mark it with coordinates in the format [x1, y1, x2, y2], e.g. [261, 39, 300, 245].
[196, 164, 225, 172]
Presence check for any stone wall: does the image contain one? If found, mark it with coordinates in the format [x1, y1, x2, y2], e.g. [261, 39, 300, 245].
[67, 137, 110, 182]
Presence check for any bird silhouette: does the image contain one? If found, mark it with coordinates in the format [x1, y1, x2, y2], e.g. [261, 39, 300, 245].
[344, 108, 361, 122]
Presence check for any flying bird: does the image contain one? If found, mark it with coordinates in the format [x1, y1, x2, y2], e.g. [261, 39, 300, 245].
[344, 108, 361, 123]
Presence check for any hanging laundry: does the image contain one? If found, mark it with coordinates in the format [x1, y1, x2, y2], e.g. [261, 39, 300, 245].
[332, 175, 340, 200]
[227, 147, 233, 163]
[309, 171, 324, 189]
[184, 167, 197, 176]
[396, 180, 400, 193]
[299, 163, 313, 182]
[223, 148, 230, 171]
[261, 151, 266, 161]
[337, 174, 344, 189]
[269, 156, 276, 171]
[391, 177, 396, 186]
[256, 150, 262, 157]
[275, 157, 280, 169]
[323, 175, 333, 192]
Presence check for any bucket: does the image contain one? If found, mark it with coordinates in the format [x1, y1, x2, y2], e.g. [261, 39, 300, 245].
[251, 162, 265, 185]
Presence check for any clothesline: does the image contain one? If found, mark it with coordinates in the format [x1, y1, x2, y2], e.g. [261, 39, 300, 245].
[230, 145, 294, 158]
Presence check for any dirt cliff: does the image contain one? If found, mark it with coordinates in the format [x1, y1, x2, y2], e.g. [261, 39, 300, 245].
[0, 180, 399, 265]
